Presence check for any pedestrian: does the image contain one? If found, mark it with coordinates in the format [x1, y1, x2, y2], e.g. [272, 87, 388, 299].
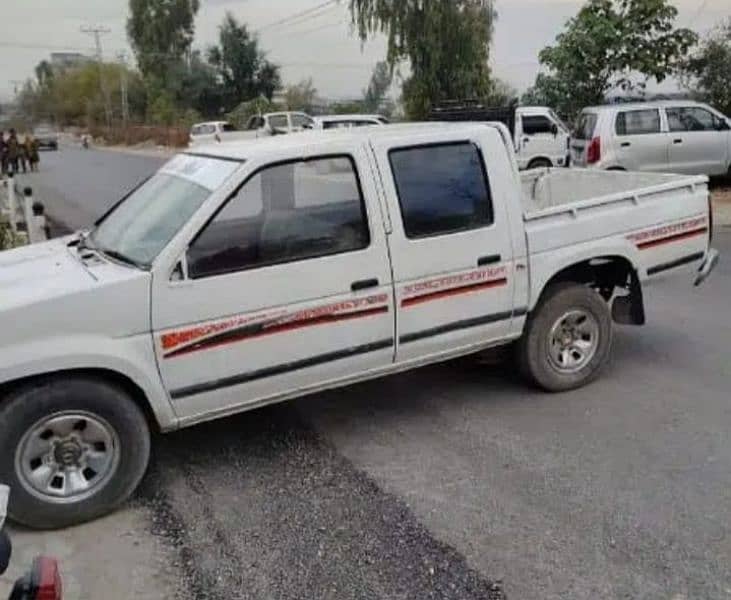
[6, 130, 20, 175]
[25, 134, 39, 172]
[29, 201, 50, 243]
[0, 131, 6, 176]
[18, 135, 28, 174]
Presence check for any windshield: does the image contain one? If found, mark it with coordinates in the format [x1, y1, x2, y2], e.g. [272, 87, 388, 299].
[548, 109, 569, 133]
[91, 154, 239, 267]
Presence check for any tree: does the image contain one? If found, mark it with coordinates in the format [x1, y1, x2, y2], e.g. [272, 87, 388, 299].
[127, 0, 200, 86]
[284, 78, 317, 112]
[485, 78, 517, 106]
[207, 12, 281, 111]
[363, 61, 392, 112]
[349, 0, 496, 119]
[680, 19, 731, 117]
[525, 0, 697, 120]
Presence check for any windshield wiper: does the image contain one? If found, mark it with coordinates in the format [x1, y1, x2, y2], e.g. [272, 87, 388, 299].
[97, 247, 149, 270]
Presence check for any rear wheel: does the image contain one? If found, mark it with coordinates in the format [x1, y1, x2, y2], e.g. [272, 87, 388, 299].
[0, 376, 150, 529]
[518, 283, 613, 392]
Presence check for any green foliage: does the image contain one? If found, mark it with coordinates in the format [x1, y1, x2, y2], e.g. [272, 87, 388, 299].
[525, 0, 697, 120]
[127, 0, 200, 87]
[363, 61, 392, 112]
[206, 12, 281, 111]
[680, 19, 731, 117]
[284, 78, 318, 112]
[349, 0, 496, 119]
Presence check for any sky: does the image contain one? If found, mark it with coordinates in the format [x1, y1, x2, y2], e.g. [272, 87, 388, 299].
[0, 0, 729, 102]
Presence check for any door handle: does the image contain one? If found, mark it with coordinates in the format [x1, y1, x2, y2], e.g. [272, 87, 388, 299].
[351, 278, 379, 291]
[523, 137, 530, 144]
[620, 142, 631, 147]
[673, 139, 683, 144]
[477, 254, 502, 266]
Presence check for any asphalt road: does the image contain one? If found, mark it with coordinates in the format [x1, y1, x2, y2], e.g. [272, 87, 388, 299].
[4, 146, 731, 599]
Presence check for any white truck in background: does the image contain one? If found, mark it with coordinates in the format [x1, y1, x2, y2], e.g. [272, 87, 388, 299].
[430, 102, 571, 169]
[0, 122, 718, 530]
[189, 112, 314, 147]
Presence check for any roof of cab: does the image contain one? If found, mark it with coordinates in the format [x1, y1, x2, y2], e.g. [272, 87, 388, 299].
[185, 122, 497, 162]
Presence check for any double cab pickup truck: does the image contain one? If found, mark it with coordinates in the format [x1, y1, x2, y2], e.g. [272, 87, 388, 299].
[0, 123, 718, 528]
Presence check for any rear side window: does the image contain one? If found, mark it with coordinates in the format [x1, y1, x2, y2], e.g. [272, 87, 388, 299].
[389, 142, 493, 239]
[187, 156, 370, 278]
[522, 115, 553, 135]
[221, 123, 237, 132]
[268, 115, 289, 130]
[615, 110, 661, 135]
[574, 113, 597, 140]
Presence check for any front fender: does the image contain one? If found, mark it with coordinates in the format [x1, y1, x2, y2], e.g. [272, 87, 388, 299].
[0, 333, 178, 431]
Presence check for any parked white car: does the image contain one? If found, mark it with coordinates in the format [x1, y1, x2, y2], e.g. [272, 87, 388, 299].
[430, 103, 571, 169]
[571, 101, 731, 175]
[189, 112, 314, 147]
[0, 123, 718, 529]
[311, 114, 389, 129]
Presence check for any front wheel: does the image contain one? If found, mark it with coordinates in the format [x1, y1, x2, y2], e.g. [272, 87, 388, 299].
[0, 376, 151, 529]
[518, 283, 613, 392]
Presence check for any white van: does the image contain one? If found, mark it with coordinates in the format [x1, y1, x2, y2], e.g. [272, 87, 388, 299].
[571, 101, 731, 175]
[429, 103, 571, 170]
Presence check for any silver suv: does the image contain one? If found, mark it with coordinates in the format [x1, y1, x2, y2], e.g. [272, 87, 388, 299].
[571, 101, 731, 175]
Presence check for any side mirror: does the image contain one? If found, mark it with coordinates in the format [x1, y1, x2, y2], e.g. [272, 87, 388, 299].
[717, 119, 730, 131]
[551, 123, 559, 137]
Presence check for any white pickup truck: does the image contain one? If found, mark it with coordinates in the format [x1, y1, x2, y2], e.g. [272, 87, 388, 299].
[189, 112, 314, 147]
[0, 123, 718, 529]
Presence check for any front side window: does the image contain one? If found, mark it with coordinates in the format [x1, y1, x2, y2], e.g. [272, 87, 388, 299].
[91, 155, 239, 267]
[615, 110, 661, 136]
[187, 156, 370, 279]
[291, 113, 314, 129]
[246, 116, 265, 130]
[389, 142, 493, 239]
[667, 107, 718, 132]
[268, 115, 289, 130]
[522, 115, 553, 135]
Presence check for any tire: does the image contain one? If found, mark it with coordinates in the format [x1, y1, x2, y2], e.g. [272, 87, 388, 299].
[0, 376, 151, 529]
[517, 283, 613, 392]
[527, 158, 552, 170]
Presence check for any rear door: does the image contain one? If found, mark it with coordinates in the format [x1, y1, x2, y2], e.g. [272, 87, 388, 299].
[570, 111, 598, 167]
[152, 144, 394, 421]
[665, 106, 729, 175]
[612, 108, 667, 171]
[371, 129, 516, 364]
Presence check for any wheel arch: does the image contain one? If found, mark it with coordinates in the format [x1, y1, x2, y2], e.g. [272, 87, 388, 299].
[0, 368, 168, 434]
[527, 156, 554, 169]
[532, 255, 645, 326]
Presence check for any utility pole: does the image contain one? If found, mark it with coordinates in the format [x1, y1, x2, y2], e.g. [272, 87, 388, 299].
[80, 25, 112, 127]
[117, 52, 130, 128]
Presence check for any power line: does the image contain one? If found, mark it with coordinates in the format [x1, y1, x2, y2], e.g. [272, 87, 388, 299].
[81, 25, 112, 126]
[256, 0, 338, 33]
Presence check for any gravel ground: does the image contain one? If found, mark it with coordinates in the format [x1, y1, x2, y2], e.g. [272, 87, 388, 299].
[138, 406, 505, 600]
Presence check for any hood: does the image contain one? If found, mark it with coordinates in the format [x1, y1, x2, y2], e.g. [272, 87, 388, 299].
[0, 238, 97, 308]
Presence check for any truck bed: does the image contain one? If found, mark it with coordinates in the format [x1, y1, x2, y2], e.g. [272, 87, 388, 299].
[520, 169, 710, 260]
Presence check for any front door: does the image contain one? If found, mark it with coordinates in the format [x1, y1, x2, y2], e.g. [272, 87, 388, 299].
[665, 106, 729, 175]
[152, 147, 394, 422]
[612, 108, 668, 171]
[371, 131, 516, 364]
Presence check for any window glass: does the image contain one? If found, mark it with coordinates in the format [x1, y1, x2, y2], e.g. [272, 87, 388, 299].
[667, 107, 717, 132]
[389, 143, 493, 239]
[191, 125, 201, 135]
[615, 110, 661, 135]
[221, 123, 237, 132]
[246, 116, 264, 130]
[291, 114, 314, 129]
[268, 114, 289, 130]
[323, 121, 351, 129]
[522, 115, 553, 135]
[188, 156, 369, 278]
[574, 112, 597, 140]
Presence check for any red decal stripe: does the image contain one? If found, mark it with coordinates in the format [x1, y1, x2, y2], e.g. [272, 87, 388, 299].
[402, 278, 508, 308]
[636, 227, 707, 250]
[165, 305, 388, 359]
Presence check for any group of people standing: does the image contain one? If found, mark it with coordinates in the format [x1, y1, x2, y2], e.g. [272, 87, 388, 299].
[1, 129, 40, 175]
